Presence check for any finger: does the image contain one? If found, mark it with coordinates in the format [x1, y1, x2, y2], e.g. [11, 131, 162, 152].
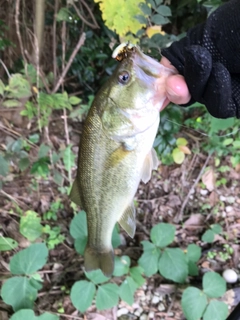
[160, 56, 178, 71]
[165, 74, 191, 105]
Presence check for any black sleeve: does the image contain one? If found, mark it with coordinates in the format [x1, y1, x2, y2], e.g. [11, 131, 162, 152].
[161, 0, 240, 118]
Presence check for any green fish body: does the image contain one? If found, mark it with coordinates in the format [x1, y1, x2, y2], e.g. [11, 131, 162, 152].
[70, 43, 173, 276]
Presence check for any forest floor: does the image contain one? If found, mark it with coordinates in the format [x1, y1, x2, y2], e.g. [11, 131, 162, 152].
[0, 110, 240, 320]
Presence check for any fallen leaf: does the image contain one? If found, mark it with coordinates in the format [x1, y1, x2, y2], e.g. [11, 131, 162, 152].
[202, 167, 215, 191]
[209, 191, 219, 207]
[184, 214, 205, 226]
[178, 145, 191, 155]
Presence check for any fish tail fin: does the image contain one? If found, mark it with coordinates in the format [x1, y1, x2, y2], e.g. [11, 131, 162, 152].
[84, 246, 114, 277]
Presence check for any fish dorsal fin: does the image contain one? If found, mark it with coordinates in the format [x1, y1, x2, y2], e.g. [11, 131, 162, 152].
[118, 203, 136, 238]
[141, 148, 159, 184]
[69, 179, 82, 207]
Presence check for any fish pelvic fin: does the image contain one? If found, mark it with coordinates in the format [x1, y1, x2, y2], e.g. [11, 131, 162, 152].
[69, 179, 82, 207]
[84, 246, 114, 277]
[118, 202, 136, 238]
[141, 148, 159, 184]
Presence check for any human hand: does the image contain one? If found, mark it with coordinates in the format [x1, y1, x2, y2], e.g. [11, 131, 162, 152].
[161, 57, 191, 111]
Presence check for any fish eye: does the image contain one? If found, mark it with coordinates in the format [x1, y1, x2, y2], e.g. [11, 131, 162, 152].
[118, 71, 130, 84]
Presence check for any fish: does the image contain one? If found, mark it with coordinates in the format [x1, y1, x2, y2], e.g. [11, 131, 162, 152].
[70, 42, 174, 277]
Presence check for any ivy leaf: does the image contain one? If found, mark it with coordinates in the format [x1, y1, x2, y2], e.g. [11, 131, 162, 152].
[202, 230, 215, 243]
[113, 256, 131, 277]
[203, 300, 228, 320]
[151, 14, 169, 25]
[186, 244, 201, 263]
[1, 276, 38, 311]
[119, 276, 138, 305]
[138, 241, 161, 276]
[70, 280, 96, 313]
[129, 266, 145, 288]
[156, 5, 172, 16]
[85, 269, 110, 284]
[96, 283, 119, 310]
[203, 272, 226, 298]
[20, 210, 43, 242]
[159, 248, 188, 283]
[0, 237, 18, 251]
[182, 287, 208, 320]
[10, 309, 60, 320]
[150, 223, 175, 248]
[10, 243, 48, 275]
[70, 211, 87, 239]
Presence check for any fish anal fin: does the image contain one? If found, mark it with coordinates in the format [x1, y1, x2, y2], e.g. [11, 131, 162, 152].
[141, 148, 159, 184]
[69, 179, 82, 207]
[84, 246, 114, 277]
[118, 203, 136, 238]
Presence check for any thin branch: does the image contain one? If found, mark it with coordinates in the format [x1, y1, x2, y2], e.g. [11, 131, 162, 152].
[174, 152, 213, 223]
[72, 2, 99, 29]
[0, 59, 11, 78]
[52, 32, 86, 93]
[53, 0, 59, 84]
[15, 0, 28, 70]
[80, 0, 99, 28]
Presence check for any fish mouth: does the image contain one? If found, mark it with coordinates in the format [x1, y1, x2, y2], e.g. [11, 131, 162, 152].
[112, 42, 174, 78]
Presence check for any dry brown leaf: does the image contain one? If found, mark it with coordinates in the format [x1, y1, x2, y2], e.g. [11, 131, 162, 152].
[178, 145, 191, 155]
[202, 167, 215, 191]
[209, 191, 219, 207]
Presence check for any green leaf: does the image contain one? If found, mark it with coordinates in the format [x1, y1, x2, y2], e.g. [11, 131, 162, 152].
[7, 74, 32, 99]
[203, 272, 226, 298]
[70, 211, 88, 239]
[0, 237, 18, 251]
[176, 137, 188, 146]
[119, 276, 138, 305]
[1, 276, 38, 311]
[129, 266, 145, 288]
[69, 96, 81, 105]
[38, 144, 50, 159]
[172, 148, 185, 164]
[19, 157, 30, 171]
[113, 256, 131, 277]
[186, 244, 201, 262]
[2, 99, 20, 107]
[138, 241, 161, 276]
[85, 269, 110, 284]
[211, 224, 222, 234]
[0, 79, 5, 95]
[223, 138, 233, 146]
[210, 117, 235, 134]
[112, 224, 121, 248]
[10, 243, 48, 275]
[70, 280, 96, 313]
[74, 237, 87, 256]
[96, 283, 119, 310]
[150, 223, 175, 248]
[10, 309, 59, 320]
[188, 261, 199, 276]
[0, 154, 9, 176]
[10, 310, 37, 320]
[20, 210, 43, 241]
[233, 140, 240, 148]
[159, 248, 188, 283]
[203, 300, 228, 320]
[156, 5, 171, 16]
[151, 14, 169, 25]
[139, 2, 151, 15]
[181, 287, 208, 320]
[201, 230, 215, 243]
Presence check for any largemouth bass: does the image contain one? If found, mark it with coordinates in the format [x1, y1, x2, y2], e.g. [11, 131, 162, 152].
[70, 43, 173, 276]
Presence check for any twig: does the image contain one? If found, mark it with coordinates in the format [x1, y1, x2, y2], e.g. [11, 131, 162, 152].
[53, 0, 59, 84]
[39, 310, 83, 319]
[72, 2, 99, 29]
[174, 152, 213, 223]
[80, 0, 99, 28]
[15, 0, 28, 71]
[0, 190, 20, 205]
[52, 33, 86, 93]
[0, 59, 11, 78]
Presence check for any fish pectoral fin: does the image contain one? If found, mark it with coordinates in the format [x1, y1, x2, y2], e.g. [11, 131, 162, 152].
[69, 179, 82, 207]
[141, 148, 159, 184]
[118, 203, 136, 238]
[84, 246, 114, 277]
